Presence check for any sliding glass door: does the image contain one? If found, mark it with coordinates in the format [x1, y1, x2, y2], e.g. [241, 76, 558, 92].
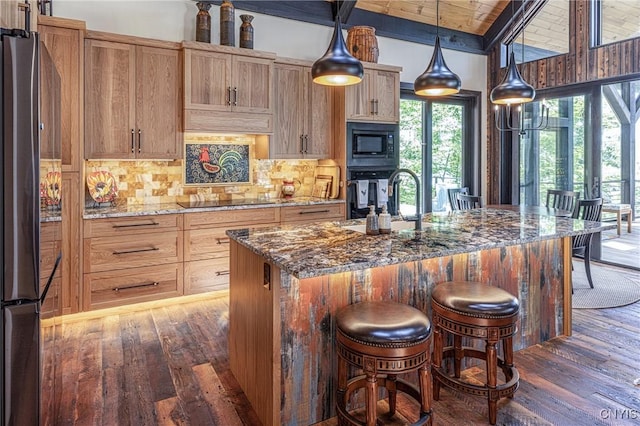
[518, 80, 639, 269]
[399, 90, 480, 214]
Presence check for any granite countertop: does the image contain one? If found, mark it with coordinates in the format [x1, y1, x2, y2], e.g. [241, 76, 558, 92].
[226, 208, 616, 279]
[83, 197, 345, 219]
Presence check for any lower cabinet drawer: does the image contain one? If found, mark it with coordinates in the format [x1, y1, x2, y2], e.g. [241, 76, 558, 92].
[84, 231, 182, 273]
[83, 263, 183, 311]
[184, 258, 230, 295]
[280, 203, 345, 224]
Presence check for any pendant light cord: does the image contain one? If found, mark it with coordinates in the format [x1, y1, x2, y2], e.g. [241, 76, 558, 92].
[436, 0, 439, 37]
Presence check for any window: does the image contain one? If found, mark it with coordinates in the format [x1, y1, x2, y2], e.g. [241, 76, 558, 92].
[599, 0, 640, 46]
[507, 0, 570, 65]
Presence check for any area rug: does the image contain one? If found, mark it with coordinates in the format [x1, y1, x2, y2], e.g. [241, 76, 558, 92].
[572, 262, 640, 309]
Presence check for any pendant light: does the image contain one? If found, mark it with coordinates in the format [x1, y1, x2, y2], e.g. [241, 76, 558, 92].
[490, 1, 535, 105]
[414, 0, 461, 96]
[312, 8, 363, 86]
[492, 0, 548, 135]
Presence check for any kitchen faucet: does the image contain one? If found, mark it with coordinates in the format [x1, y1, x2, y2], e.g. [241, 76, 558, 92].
[388, 168, 422, 230]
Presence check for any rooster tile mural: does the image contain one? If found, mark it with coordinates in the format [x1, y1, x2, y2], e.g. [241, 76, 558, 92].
[184, 143, 250, 185]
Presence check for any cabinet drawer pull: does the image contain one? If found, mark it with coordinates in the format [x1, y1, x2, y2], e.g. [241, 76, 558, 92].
[112, 221, 160, 228]
[112, 247, 159, 255]
[299, 209, 330, 215]
[216, 238, 230, 245]
[113, 281, 159, 292]
[215, 270, 230, 276]
[131, 129, 135, 153]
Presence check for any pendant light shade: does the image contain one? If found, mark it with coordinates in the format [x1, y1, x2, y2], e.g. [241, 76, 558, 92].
[490, 51, 535, 105]
[414, 35, 461, 96]
[312, 17, 363, 86]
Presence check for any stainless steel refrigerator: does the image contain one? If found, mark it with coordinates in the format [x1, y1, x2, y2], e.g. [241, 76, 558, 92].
[1, 26, 60, 425]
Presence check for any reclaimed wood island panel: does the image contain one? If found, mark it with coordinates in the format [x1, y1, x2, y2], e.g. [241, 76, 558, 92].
[226, 208, 610, 426]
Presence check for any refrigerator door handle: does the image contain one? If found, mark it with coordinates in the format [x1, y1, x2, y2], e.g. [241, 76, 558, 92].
[39, 252, 62, 309]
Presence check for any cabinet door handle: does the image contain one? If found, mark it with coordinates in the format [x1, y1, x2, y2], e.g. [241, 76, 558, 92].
[112, 221, 160, 228]
[131, 129, 135, 153]
[374, 99, 379, 115]
[216, 238, 230, 244]
[227, 86, 232, 105]
[233, 87, 238, 106]
[304, 135, 309, 153]
[112, 247, 159, 255]
[215, 270, 230, 276]
[299, 209, 330, 215]
[370, 99, 375, 115]
[113, 281, 159, 292]
[138, 129, 142, 153]
[300, 135, 305, 154]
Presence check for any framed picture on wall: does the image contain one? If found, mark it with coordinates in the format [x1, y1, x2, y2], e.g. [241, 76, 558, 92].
[184, 142, 252, 185]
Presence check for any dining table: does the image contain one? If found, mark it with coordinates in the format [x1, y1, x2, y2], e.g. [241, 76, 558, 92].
[488, 204, 573, 217]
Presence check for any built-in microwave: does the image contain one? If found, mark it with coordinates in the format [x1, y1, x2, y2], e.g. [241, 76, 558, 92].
[347, 122, 399, 168]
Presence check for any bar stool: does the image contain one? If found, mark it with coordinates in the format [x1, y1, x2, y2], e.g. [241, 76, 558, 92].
[431, 282, 520, 425]
[335, 301, 433, 426]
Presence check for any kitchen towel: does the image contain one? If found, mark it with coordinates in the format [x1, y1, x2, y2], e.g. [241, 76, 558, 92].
[377, 179, 388, 208]
[356, 180, 369, 209]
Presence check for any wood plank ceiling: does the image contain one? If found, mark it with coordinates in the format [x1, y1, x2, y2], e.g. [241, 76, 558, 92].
[213, 1, 640, 55]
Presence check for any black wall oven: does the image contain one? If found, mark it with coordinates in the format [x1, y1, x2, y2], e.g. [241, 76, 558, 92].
[346, 122, 400, 219]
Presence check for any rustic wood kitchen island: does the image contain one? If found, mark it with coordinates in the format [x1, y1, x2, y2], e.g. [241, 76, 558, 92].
[226, 208, 611, 426]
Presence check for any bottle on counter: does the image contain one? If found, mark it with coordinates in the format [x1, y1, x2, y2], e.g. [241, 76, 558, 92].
[379, 204, 391, 234]
[365, 205, 379, 235]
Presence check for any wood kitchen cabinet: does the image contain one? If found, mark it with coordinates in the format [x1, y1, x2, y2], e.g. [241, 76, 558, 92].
[183, 42, 275, 133]
[272, 59, 333, 159]
[345, 63, 401, 123]
[280, 203, 345, 224]
[84, 32, 182, 159]
[83, 214, 183, 310]
[40, 221, 61, 318]
[183, 208, 280, 295]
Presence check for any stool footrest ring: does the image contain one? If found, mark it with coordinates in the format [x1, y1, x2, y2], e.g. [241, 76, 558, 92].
[338, 374, 432, 426]
[433, 346, 519, 399]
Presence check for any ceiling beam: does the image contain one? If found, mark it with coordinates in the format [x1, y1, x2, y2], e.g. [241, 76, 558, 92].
[206, 1, 485, 54]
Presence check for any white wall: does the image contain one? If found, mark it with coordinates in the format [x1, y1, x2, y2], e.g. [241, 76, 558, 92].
[54, 0, 488, 194]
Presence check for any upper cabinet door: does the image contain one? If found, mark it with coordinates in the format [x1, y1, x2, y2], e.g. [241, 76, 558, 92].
[373, 70, 400, 123]
[84, 39, 136, 159]
[345, 70, 374, 121]
[345, 66, 401, 123]
[135, 46, 182, 159]
[184, 49, 232, 112]
[232, 56, 273, 114]
[39, 24, 82, 171]
[306, 69, 333, 158]
[272, 63, 306, 158]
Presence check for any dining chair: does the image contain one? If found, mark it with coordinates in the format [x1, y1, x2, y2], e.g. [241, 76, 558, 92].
[447, 187, 468, 211]
[572, 198, 603, 289]
[546, 189, 580, 215]
[456, 193, 483, 210]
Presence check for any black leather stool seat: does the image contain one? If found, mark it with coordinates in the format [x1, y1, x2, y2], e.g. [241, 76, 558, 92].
[336, 301, 431, 346]
[431, 281, 520, 318]
[431, 281, 520, 425]
[335, 301, 433, 426]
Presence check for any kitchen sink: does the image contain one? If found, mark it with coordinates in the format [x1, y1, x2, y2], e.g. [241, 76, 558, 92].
[342, 220, 423, 234]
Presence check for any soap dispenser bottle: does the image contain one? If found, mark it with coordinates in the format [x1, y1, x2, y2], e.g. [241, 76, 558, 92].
[365, 205, 379, 235]
[379, 204, 391, 234]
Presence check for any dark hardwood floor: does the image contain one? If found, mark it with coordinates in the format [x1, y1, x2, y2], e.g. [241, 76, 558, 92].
[44, 265, 640, 426]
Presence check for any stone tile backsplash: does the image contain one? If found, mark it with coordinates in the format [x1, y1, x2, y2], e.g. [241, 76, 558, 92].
[85, 134, 321, 205]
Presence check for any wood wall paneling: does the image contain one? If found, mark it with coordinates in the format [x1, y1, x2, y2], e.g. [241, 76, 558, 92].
[486, 0, 640, 203]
